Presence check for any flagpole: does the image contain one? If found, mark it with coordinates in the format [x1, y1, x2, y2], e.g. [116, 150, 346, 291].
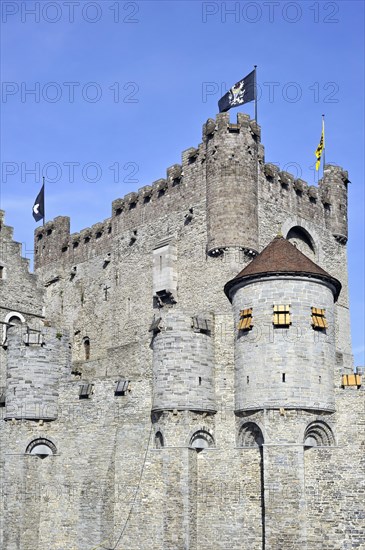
[254, 65, 258, 123]
[42, 176, 45, 226]
[322, 114, 325, 177]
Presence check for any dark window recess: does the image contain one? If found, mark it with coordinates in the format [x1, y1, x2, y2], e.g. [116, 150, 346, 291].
[115, 379, 130, 396]
[84, 236, 91, 243]
[46, 229, 53, 236]
[83, 338, 90, 360]
[79, 384, 93, 399]
[37, 234, 43, 241]
[155, 431, 164, 448]
[95, 231, 102, 239]
[319, 376, 322, 384]
[0, 266, 3, 279]
[129, 202, 137, 210]
[247, 376, 249, 384]
[282, 373, 286, 383]
[149, 316, 162, 334]
[129, 230, 137, 246]
[0, 388, 5, 407]
[144, 195, 151, 204]
[61, 246, 68, 253]
[192, 316, 211, 334]
[198, 377, 202, 386]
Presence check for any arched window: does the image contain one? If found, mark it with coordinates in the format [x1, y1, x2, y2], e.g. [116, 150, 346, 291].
[189, 430, 215, 452]
[26, 438, 57, 459]
[304, 421, 335, 448]
[155, 431, 164, 449]
[286, 226, 315, 260]
[238, 422, 264, 448]
[83, 337, 90, 360]
[2, 312, 25, 346]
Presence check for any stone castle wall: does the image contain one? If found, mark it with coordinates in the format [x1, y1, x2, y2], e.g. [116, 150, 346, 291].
[0, 113, 363, 550]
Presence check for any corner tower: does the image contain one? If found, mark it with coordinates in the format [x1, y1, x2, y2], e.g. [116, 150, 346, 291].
[225, 236, 341, 412]
[225, 236, 343, 550]
[204, 112, 261, 256]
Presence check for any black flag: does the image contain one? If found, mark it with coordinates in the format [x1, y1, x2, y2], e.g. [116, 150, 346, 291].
[32, 184, 45, 222]
[218, 70, 255, 113]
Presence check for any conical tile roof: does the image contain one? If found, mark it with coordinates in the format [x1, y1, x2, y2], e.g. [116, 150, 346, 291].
[224, 236, 341, 301]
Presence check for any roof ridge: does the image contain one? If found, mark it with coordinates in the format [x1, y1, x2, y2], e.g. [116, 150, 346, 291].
[224, 236, 341, 301]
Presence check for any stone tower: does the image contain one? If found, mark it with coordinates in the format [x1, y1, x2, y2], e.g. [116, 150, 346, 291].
[5, 324, 70, 421]
[204, 112, 260, 255]
[225, 236, 343, 549]
[225, 235, 341, 413]
[0, 112, 363, 550]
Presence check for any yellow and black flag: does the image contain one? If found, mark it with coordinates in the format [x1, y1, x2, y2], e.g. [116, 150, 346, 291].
[315, 116, 325, 171]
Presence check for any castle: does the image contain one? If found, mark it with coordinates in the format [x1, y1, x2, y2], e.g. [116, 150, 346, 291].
[0, 112, 363, 550]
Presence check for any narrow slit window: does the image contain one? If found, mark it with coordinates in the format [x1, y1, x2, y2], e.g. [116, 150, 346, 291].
[83, 337, 90, 360]
[282, 373, 286, 383]
[238, 308, 253, 331]
[273, 305, 291, 327]
[311, 307, 328, 329]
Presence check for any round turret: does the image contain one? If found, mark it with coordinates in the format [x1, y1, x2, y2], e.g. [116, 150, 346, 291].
[225, 236, 341, 412]
[205, 112, 260, 255]
[152, 311, 215, 412]
[5, 325, 70, 420]
[320, 164, 350, 242]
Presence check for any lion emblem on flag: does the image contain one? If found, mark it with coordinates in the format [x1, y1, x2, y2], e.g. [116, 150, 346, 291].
[229, 81, 245, 105]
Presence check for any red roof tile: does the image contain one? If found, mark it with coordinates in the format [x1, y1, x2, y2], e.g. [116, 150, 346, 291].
[224, 236, 341, 301]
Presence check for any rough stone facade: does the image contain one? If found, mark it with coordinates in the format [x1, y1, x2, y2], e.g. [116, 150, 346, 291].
[0, 112, 363, 550]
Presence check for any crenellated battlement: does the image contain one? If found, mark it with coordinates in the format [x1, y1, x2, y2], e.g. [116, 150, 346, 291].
[203, 112, 261, 142]
[33, 113, 349, 270]
[0, 211, 36, 279]
[260, 161, 349, 242]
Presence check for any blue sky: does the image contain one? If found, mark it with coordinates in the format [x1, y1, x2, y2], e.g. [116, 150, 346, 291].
[1, 0, 364, 365]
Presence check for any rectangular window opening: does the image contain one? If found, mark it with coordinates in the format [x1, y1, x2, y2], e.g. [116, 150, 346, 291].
[238, 308, 253, 331]
[246, 376, 249, 385]
[282, 373, 286, 383]
[273, 305, 291, 327]
[115, 379, 130, 396]
[311, 307, 328, 330]
[198, 376, 202, 386]
[79, 384, 93, 399]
